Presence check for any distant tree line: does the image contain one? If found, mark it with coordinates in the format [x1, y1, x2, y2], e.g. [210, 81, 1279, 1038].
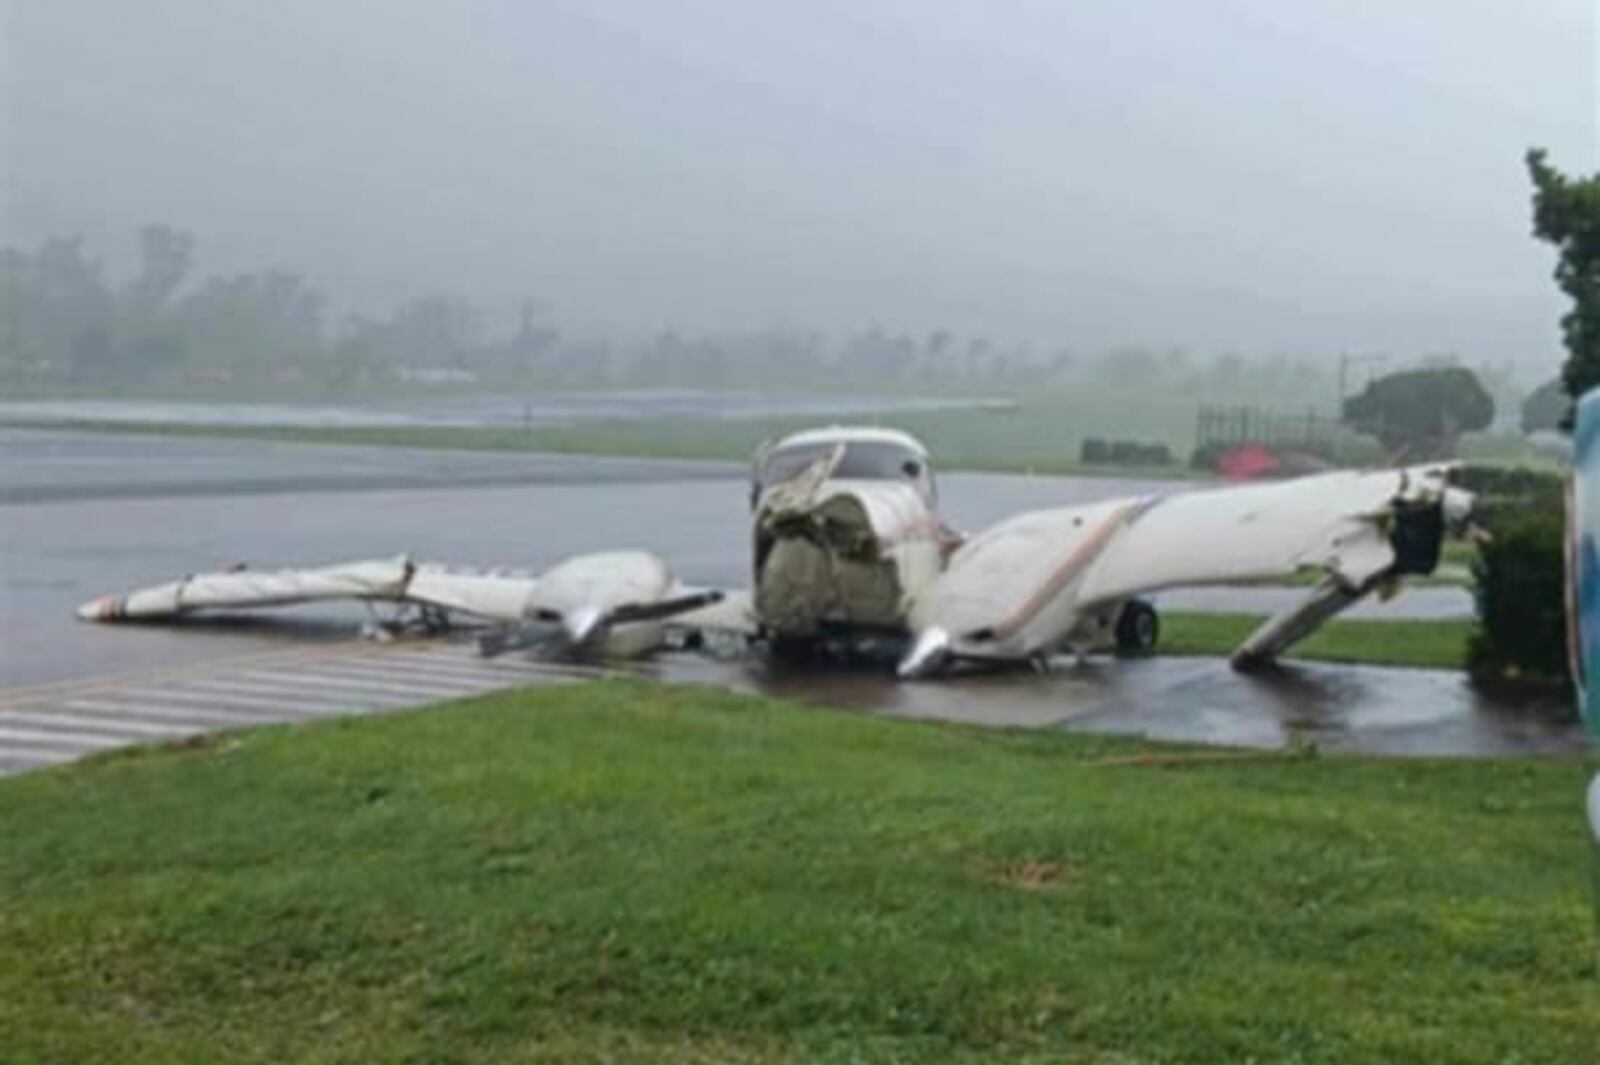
[0, 225, 549, 389]
[0, 224, 1553, 406]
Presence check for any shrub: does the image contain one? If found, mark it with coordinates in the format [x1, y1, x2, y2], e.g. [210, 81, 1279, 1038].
[1456, 465, 1564, 525]
[1467, 484, 1569, 690]
[1083, 438, 1171, 467]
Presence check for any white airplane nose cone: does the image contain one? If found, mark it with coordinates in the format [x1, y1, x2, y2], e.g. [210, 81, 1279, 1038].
[897, 627, 952, 679]
[562, 605, 605, 645]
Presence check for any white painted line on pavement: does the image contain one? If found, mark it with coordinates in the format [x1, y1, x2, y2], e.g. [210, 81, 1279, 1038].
[337, 655, 542, 686]
[0, 724, 126, 751]
[235, 669, 487, 701]
[297, 660, 511, 694]
[0, 709, 195, 740]
[129, 685, 360, 718]
[177, 677, 391, 710]
[62, 698, 286, 728]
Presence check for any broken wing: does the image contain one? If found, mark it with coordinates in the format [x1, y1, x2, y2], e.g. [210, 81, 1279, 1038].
[902, 465, 1470, 675]
[1076, 464, 1466, 602]
[77, 551, 724, 658]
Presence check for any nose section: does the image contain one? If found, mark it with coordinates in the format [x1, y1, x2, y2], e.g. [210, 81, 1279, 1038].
[562, 605, 605, 645]
[897, 627, 952, 679]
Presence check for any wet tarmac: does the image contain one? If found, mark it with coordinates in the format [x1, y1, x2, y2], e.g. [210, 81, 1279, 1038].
[0, 630, 1579, 780]
[0, 428, 1564, 757]
[652, 652, 1579, 757]
[0, 427, 738, 504]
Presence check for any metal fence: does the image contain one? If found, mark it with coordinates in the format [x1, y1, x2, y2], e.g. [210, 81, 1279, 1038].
[1195, 405, 1339, 454]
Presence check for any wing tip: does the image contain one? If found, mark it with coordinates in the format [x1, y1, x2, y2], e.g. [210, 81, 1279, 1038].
[75, 596, 121, 623]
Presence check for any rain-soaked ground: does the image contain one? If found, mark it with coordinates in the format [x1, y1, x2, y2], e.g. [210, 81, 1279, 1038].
[0, 427, 1563, 758]
[645, 651, 1579, 757]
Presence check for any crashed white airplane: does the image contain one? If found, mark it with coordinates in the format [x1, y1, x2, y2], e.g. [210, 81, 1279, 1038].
[78, 426, 1472, 679]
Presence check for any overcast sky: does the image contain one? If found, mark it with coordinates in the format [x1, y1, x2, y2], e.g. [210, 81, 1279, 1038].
[4, 1, 1596, 370]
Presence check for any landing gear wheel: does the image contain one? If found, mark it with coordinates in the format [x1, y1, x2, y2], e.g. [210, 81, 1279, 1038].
[1114, 599, 1159, 654]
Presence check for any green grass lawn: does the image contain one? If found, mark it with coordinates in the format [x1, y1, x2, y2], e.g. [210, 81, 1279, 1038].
[1159, 612, 1473, 669]
[0, 682, 1592, 1064]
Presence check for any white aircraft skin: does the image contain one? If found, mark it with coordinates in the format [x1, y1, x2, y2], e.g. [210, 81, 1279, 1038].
[732, 428, 1469, 677]
[78, 425, 1472, 679]
[898, 465, 1470, 677]
[77, 550, 705, 660]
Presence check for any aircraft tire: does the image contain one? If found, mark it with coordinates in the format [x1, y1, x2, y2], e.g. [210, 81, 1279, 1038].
[1115, 599, 1160, 653]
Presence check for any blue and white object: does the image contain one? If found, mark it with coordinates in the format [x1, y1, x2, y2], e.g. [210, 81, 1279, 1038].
[1569, 391, 1600, 933]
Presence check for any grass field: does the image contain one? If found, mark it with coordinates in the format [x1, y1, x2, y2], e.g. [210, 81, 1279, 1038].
[3, 402, 1206, 480]
[7, 394, 1566, 483]
[0, 682, 1592, 1064]
[0, 379, 1261, 479]
[1160, 612, 1473, 669]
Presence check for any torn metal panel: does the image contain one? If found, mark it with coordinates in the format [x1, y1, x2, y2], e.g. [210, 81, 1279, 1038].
[754, 476, 942, 636]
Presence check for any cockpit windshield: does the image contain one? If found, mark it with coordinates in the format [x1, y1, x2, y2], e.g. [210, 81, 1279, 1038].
[759, 440, 932, 497]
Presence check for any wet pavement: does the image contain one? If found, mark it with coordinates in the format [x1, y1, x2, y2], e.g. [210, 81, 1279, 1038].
[652, 652, 1579, 757]
[0, 428, 1565, 759]
[0, 629, 1578, 778]
[0, 427, 738, 504]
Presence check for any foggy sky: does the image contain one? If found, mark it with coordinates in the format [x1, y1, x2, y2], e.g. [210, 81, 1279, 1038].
[5, 1, 1596, 369]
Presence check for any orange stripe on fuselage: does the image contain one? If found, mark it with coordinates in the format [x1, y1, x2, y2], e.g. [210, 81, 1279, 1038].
[985, 503, 1143, 643]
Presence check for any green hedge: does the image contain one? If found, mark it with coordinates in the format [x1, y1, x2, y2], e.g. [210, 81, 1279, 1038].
[1079, 437, 1173, 466]
[1466, 469, 1569, 689]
